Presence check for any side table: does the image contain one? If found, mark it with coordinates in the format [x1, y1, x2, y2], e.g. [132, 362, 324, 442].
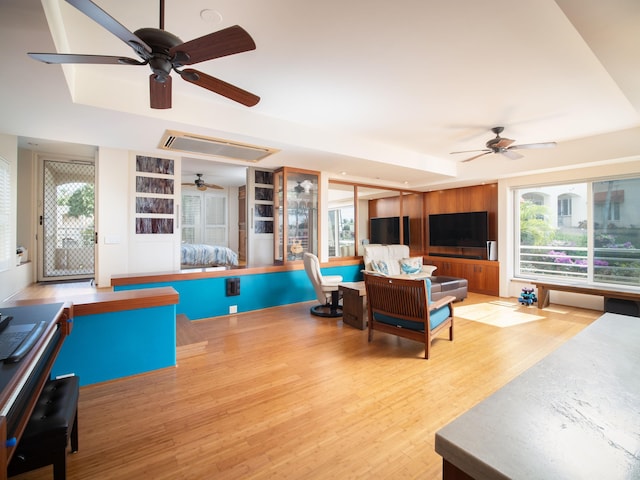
[339, 282, 367, 330]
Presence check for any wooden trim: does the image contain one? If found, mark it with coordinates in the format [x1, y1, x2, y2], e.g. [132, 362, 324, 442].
[0, 289, 178, 316]
[112, 260, 363, 287]
[329, 178, 423, 194]
[71, 287, 179, 316]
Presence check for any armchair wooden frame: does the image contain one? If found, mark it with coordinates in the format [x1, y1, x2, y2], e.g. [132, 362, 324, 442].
[364, 273, 455, 359]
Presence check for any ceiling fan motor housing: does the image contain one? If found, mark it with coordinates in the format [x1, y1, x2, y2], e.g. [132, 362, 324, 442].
[134, 28, 183, 79]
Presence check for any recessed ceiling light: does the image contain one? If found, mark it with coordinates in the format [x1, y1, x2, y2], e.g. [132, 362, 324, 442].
[340, 171, 347, 175]
[200, 9, 222, 24]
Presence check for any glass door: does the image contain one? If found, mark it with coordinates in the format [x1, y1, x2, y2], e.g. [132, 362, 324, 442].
[274, 167, 319, 263]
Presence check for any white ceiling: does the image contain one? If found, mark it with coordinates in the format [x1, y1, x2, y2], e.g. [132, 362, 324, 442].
[2, 0, 640, 189]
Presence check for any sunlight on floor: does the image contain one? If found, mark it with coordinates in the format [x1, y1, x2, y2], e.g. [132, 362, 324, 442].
[455, 300, 545, 327]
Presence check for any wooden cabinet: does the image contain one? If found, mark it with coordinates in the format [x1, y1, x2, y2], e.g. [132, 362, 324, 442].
[425, 256, 499, 296]
[274, 167, 320, 264]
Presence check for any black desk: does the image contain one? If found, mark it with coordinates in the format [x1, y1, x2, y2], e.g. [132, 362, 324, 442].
[0, 302, 70, 480]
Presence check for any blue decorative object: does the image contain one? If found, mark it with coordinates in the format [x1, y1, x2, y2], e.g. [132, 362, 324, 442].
[372, 260, 390, 276]
[400, 257, 422, 274]
[519, 287, 538, 306]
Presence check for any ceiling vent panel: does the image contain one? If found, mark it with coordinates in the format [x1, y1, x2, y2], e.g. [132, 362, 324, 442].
[159, 130, 277, 162]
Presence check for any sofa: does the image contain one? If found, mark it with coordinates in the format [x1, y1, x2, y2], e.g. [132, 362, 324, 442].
[363, 244, 437, 277]
[363, 244, 468, 302]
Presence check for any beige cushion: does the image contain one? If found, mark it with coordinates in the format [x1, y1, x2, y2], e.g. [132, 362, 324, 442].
[363, 244, 436, 277]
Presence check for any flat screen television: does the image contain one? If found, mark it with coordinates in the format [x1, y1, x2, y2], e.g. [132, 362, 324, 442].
[370, 216, 410, 246]
[429, 211, 488, 248]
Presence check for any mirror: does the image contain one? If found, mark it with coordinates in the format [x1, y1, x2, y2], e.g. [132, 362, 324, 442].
[329, 182, 411, 258]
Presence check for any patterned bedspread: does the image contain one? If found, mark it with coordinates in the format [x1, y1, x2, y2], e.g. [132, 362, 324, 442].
[180, 244, 238, 266]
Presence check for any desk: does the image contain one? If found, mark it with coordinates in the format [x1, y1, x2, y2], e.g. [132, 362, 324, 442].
[435, 313, 640, 479]
[339, 282, 366, 330]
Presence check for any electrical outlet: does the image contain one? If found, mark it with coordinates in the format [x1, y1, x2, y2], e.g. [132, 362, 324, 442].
[229, 305, 238, 314]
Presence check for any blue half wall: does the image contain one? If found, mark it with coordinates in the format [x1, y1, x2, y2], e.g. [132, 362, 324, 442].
[52, 304, 176, 386]
[114, 264, 362, 320]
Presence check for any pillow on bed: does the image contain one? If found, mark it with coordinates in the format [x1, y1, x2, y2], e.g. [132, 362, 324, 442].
[399, 257, 423, 275]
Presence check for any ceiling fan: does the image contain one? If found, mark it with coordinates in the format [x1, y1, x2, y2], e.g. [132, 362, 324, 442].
[182, 173, 223, 191]
[28, 0, 260, 109]
[450, 126, 557, 163]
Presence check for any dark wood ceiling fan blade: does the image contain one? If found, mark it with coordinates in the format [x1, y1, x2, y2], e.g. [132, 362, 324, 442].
[495, 138, 515, 148]
[28, 52, 145, 65]
[510, 142, 557, 150]
[461, 151, 492, 163]
[180, 68, 260, 107]
[169, 25, 256, 66]
[65, 0, 152, 58]
[150, 74, 172, 109]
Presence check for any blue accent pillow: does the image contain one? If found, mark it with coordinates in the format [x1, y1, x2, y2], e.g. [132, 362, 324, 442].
[371, 260, 389, 275]
[400, 257, 422, 274]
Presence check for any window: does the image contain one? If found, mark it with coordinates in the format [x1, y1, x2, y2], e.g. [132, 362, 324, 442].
[516, 177, 640, 288]
[328, 183, 356, 258]
[0, 156, 9, 271]
[557, 195, 572, 217]
[181, 192, 227, 245]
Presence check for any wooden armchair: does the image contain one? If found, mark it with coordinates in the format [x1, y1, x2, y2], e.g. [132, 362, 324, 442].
[364, 273, 455, 359]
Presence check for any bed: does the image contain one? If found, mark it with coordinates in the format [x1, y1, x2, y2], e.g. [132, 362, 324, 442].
[180, 244, 239, 267]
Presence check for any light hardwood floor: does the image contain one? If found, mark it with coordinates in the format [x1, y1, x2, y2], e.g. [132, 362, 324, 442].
[8, 283, 602, 480]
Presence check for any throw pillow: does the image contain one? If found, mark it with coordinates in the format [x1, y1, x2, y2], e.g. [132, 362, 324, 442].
[371, 260, 390, 276]
[400, 257, 423, 275]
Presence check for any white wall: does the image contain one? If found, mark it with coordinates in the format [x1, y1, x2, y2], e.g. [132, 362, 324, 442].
[95, 147, 130, 287]
[0, 133, 33, 301]
[96, 149, 182, 286]
[17, 149, 36, 265]
[498, 159, 640, 308]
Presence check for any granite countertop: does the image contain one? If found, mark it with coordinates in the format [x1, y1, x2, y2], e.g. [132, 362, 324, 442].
[435, 312, 640, 480]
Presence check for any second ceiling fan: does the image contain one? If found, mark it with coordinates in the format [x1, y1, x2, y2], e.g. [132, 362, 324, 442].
[28, 0, 260, 109]
[182, 174, 223, 191]
[450, 126, 557, 163]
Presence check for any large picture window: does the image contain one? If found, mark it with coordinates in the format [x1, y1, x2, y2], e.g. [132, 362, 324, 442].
[516, 177, 640, 288]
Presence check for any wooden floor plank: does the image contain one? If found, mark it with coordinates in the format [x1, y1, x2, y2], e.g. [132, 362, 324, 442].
[8, 285, 601, 480]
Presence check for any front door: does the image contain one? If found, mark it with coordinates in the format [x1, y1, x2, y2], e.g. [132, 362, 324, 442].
[38, 158, 95, 282]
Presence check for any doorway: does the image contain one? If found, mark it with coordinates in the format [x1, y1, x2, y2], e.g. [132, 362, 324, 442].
[38, 159, 95, 282]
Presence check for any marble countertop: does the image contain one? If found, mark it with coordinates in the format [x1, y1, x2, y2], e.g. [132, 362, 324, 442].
[435, 312, 640, 479]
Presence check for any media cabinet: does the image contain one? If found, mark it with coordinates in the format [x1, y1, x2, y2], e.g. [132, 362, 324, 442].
[424, 256, 499, 296]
